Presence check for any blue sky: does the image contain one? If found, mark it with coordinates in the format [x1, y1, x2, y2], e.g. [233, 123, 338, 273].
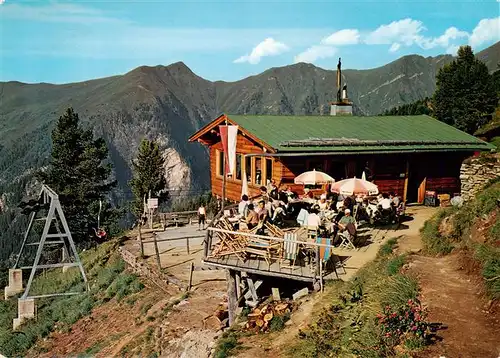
[0, 0, 499, 84]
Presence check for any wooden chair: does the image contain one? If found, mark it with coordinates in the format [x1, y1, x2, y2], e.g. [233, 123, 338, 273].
[282, 232, 299, 267]
[338, 223, 357, 250]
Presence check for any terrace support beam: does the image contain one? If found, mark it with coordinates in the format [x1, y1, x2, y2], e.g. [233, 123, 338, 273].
[226, 269, 238, 326]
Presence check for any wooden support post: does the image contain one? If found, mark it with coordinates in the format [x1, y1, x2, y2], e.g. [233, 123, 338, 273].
[139, 228, 144, 257]
[235, 271, 241, 300]
[186, 237, 190, 255]
[188, 262, 194, 291]
[403, 159, 410, 202]
[153, 233, 161, 270]
[226, 269, 238, 326]
[203, 230, 210, 258]
[246, 277, 258, 302]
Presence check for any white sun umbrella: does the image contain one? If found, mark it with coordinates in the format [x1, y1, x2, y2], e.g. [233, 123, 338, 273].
[330, 177, 379, 196]
[361, 171, 366, 181]
[294, 169, 335, 185]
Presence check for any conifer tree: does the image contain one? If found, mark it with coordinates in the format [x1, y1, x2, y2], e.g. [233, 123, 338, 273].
[37, 108, 117, 243]
[432, 46, 498, 134]
[129, 139, 168, 216]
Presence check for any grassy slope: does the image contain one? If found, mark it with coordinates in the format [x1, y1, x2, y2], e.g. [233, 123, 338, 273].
[0, 239, 144, 357]
[215, 238, 424, 358]
[421, 179, 500, 299]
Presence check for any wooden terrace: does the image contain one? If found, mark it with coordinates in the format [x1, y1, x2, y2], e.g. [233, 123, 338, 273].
[203, 221, 399, 283]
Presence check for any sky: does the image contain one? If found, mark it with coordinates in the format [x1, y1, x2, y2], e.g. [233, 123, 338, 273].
[0, 0, 499, 84]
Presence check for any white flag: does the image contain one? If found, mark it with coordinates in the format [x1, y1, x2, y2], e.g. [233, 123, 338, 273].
[227, 125, 238, 175]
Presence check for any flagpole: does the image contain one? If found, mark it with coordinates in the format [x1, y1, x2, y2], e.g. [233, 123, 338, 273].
[222, 118, 228, 213]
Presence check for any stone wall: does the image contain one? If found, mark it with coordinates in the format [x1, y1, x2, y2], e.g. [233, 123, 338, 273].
[118, 246, 186, 291]
[460, 155, 500, 202]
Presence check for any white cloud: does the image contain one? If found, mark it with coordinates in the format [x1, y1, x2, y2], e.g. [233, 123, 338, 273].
[294, 45, 337, 64]
[469, 17, 500, 47]
[430, 27, 469, 48]
[321, 29, 360, 45]
[389, 43, 401, 52]
[234, 38, 289, 64]
[365, 18, 425, 46]
[446, 45, 460, 55]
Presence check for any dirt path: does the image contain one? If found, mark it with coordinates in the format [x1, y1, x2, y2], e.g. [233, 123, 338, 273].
[409, 253, 500, 358]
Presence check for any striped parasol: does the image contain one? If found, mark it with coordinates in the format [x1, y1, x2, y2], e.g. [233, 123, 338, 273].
[330, 177, 379, 195]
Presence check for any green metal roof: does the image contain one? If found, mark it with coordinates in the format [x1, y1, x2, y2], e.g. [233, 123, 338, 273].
[227, 114, 494, 153]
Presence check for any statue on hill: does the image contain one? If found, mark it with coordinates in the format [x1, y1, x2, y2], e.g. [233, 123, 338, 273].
[336, 57, 342, 102]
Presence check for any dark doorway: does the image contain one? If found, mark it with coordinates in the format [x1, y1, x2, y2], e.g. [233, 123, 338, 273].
[329, 160, 346, 181]
[407, 161, 426, 203]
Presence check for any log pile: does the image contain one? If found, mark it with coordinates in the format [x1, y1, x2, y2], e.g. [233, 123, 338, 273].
[244, 301, 294, 333]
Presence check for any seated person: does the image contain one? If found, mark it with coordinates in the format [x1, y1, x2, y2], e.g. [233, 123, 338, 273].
[333, 208, 356, 245]
[338, 208, 355, 231]
[379, 192, 393, 210]
[307, 206, 322, 230]
[245, 204, 259, 229]
[389, 192, 400, 207]
[256, 200, 268, 219]
[318, 194, 329, 211]
[259, 186, 269, 199]
[343, 195, 355, 213]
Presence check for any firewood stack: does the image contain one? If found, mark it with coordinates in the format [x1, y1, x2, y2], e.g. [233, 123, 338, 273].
[245, 301, 293, 332]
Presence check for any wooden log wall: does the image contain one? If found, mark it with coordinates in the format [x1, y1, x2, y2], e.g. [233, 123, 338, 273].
[210, 133, 283, 201]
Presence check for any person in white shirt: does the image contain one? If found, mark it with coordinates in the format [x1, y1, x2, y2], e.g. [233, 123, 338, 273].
[198, 205, 206, 230]
[318, 194, 328, 211]
[307, 206, 322, 229]
[238, 195, 249, 218]
[379, 193, 392, 210]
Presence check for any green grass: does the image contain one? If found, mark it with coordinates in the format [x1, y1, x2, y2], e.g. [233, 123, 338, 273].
[288, 237, 424, 358]
[386, 254, 407, 276]
[0, 239, 144, 357]
[213, 330, 241, 358]
[421, 208, 455, 255]
[474, 244, 500, 299]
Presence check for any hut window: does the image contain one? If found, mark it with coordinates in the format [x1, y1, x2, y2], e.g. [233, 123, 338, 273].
[307, 158, 324, 171]
[217, 150, 224, 176]
[255, 157, 262, 185]
[246, 156, 253, 183]
[265, 158, 273, 185]
[235, 154, 242, 180]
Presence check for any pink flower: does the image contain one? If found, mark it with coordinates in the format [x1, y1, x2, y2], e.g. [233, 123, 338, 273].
[411, 326, 417, 331]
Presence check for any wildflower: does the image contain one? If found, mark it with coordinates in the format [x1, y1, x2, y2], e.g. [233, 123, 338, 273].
[408, 299, 413, 305]
[411, 325, 417, 331]
[385, 332, 391, 337]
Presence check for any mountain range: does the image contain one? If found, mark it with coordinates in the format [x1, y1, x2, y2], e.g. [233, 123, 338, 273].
[0, 41, 499, 206]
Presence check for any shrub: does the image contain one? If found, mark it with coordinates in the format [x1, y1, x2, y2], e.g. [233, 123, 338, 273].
[269, 313, 290, 332]
[376, 299, 430, 348]
[213, 330, 240, 358]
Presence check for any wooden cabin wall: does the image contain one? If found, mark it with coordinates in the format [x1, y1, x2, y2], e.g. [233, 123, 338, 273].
[421, 153, 465, 195]
[209, 133, 283, 201]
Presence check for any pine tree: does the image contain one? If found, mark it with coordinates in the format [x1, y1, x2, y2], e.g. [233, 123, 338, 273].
[129, 139, 168, 216]
[432, 46, 498, 134]
[37, 108, 117, 243]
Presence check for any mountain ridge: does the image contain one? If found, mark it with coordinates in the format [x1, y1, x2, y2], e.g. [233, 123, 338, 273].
[0, 42, 498, 204]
